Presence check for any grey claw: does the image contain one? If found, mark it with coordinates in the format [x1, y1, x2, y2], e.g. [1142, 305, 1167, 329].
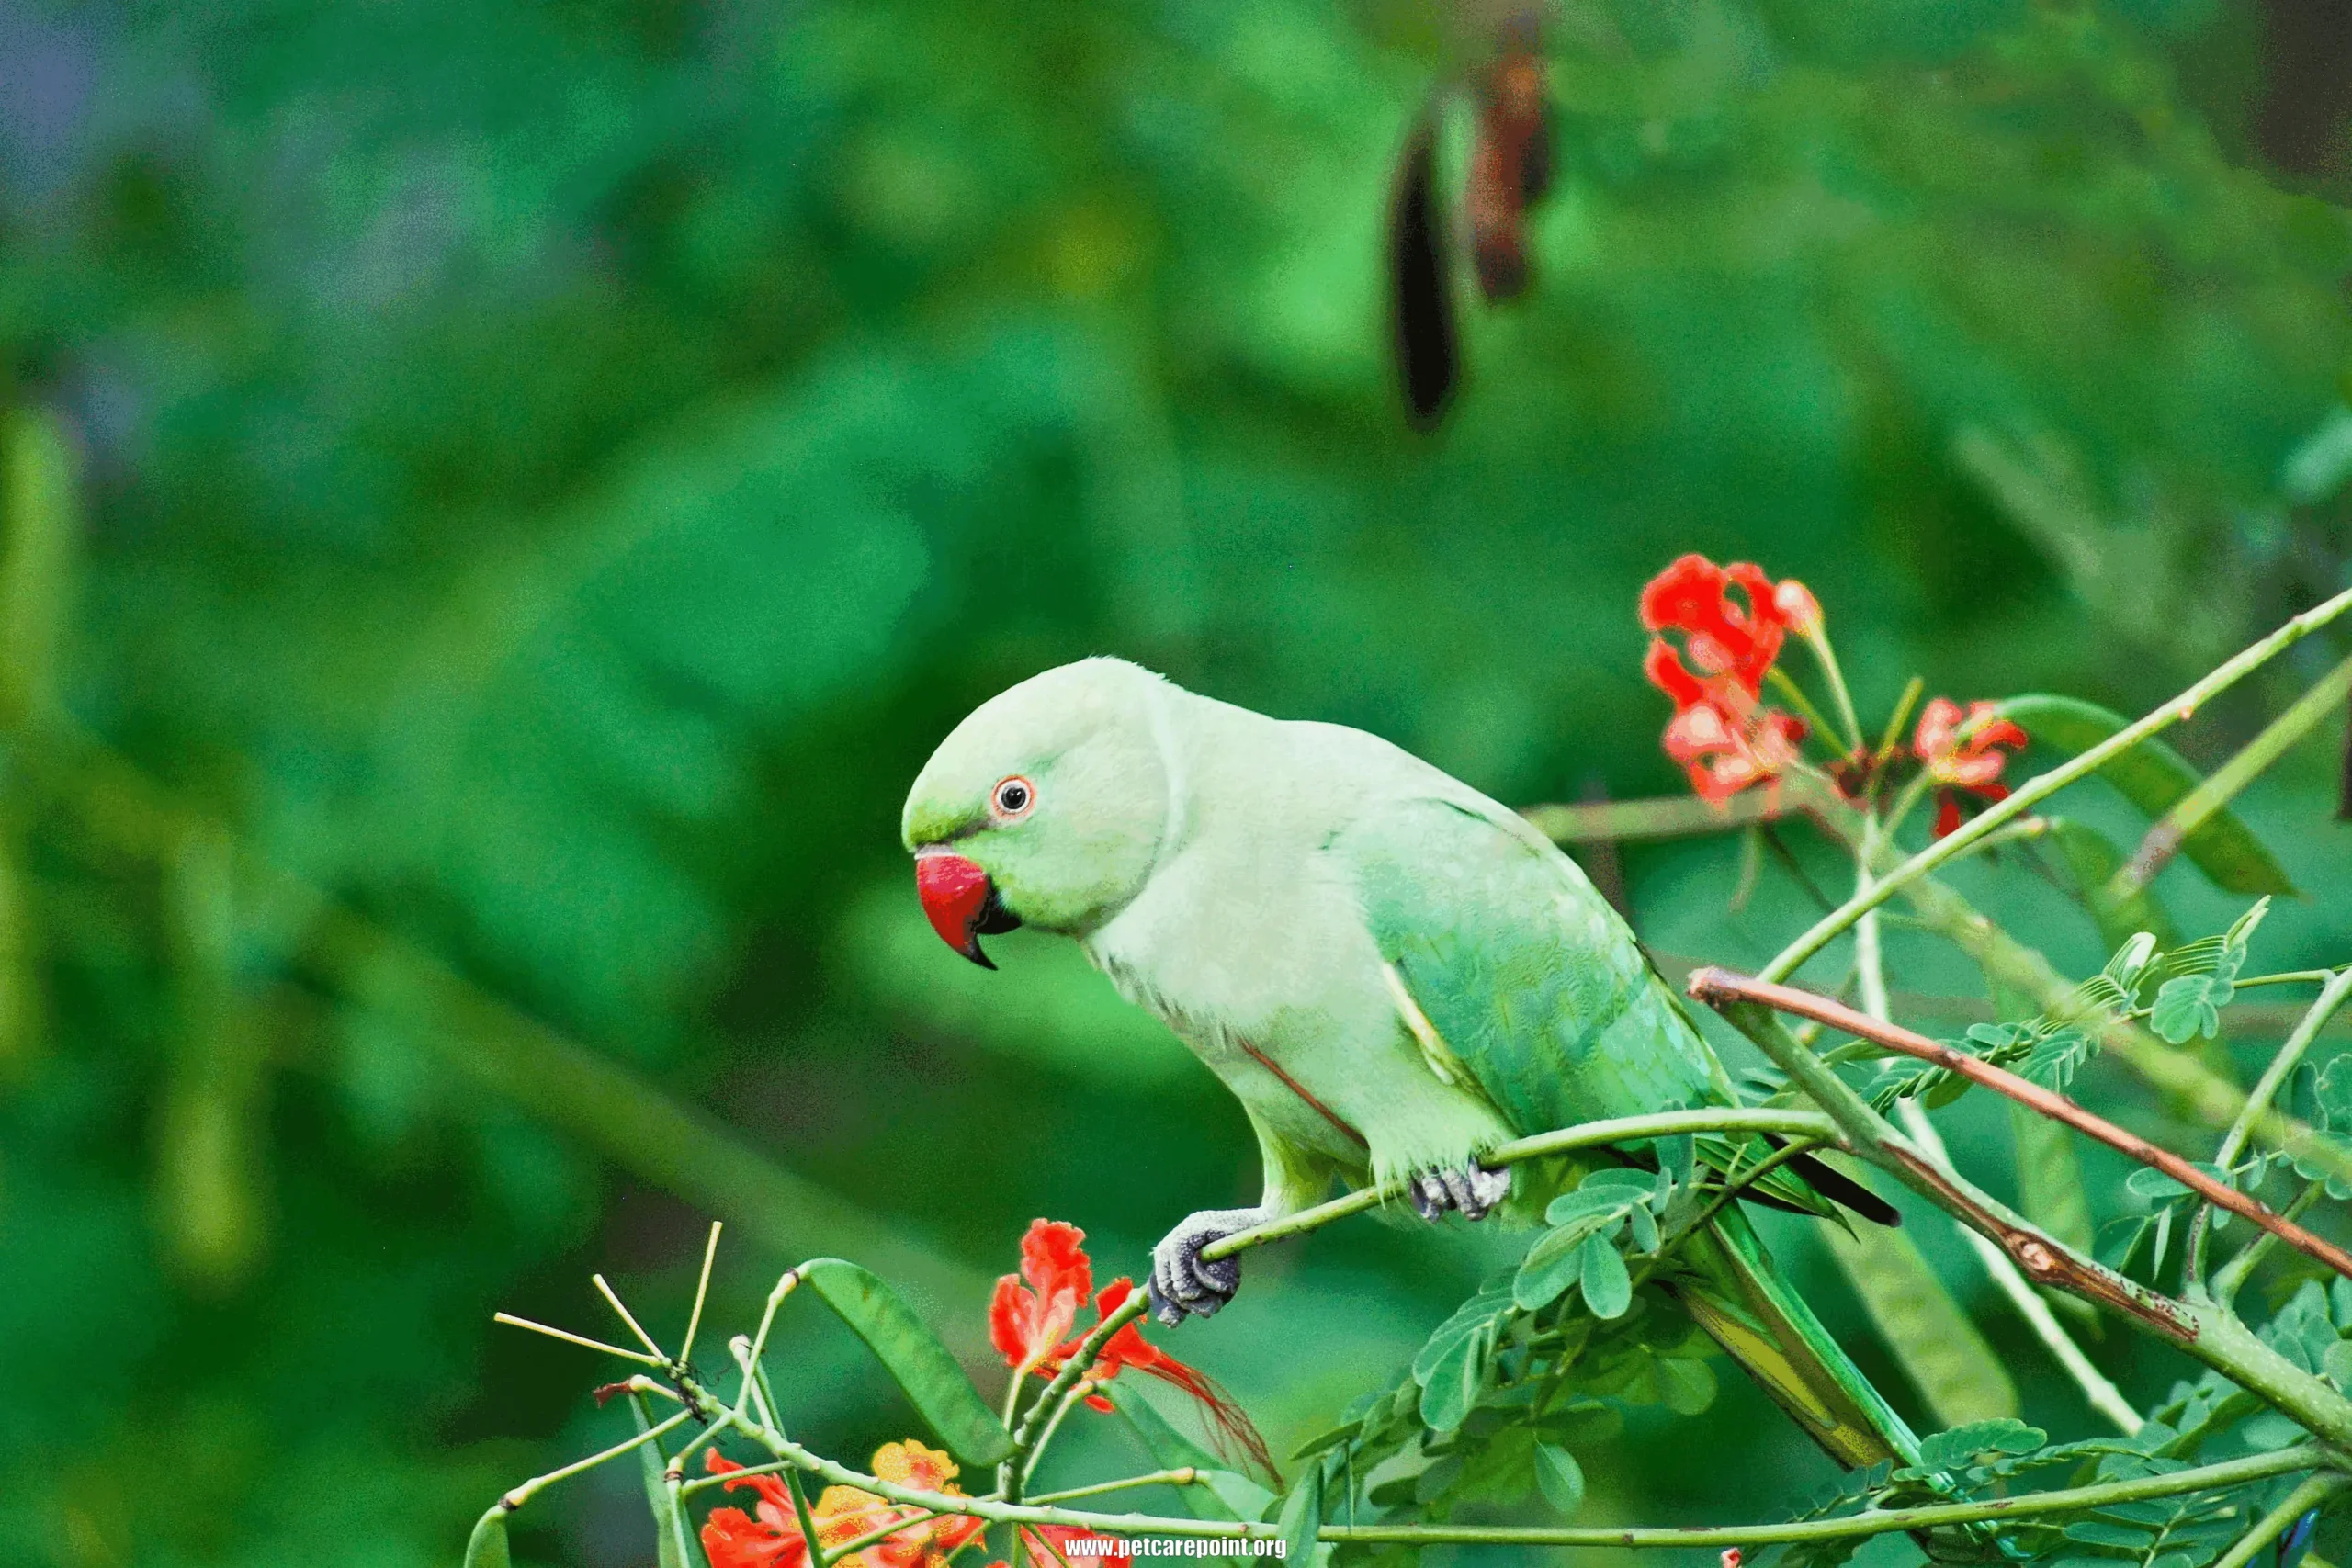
[1408, 1161, 1512, 1223]
[1148, 1207, 1257, 1324]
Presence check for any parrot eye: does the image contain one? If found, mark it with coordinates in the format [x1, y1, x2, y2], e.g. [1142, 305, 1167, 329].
[991, 776, 1035, 819]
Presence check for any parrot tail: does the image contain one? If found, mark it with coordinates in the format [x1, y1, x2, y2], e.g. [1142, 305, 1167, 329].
[1670, 1206, 1920, 1471]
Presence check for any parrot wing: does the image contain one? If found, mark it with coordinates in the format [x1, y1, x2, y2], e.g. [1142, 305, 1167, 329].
[1342, 794, 1860, 1214]
[1341, 793, 1921, 1471]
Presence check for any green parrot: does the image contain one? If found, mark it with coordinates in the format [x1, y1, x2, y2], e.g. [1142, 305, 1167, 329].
[901, 657, 1919, 1470]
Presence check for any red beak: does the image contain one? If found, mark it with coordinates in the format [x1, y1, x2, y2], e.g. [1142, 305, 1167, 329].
[915, 850, 1015, 968]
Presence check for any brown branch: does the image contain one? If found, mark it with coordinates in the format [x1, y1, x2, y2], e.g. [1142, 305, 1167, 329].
[1689, 966, 2352, 1287]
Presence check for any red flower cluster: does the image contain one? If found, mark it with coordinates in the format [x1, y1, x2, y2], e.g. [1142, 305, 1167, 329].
[700, 1442, 1127, 1568]
[991, 1220, 1272, 1479]
[1913, 697, 2027, 838]
[1640, 554, 1820, 803]
[701, 1441, 984, 1568]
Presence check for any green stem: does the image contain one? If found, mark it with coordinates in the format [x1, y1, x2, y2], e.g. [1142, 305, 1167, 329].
[2215, 1180, 2329, 1308]
[1196, 1107, 1837, 1264]
[498, 1405, 695, 1510]
[2109, 649, 2352, 905]
[1800, 626, 1868, 755]
[733, 1267, 803, 1421]
[1000, 1293, 1150, 1500]
[2189, 969, 2352, 1286]
[1762, 584, 2352, 985]
[2209, 1472, 2348, 1568]
[1029, 1470, 1199, 1506]
[1872, 676, 1927, 777]
[1015, 1377, 1098, 1495]
[1769, 665, 1852, 755]
[697, 1403, 2331, 1550]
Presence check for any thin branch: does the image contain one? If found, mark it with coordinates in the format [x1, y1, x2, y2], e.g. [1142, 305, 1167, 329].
[2210, 1472, 2348, 1568]
[1691, 966, 2352, 1285]
[1197, 1106, 1838, 1265]
[680, 1221, 723, 1370]
[2189, 969, 2352, 1285]
[1761, 584, 2352, 984]
[493, 1311, 665, 1368]
[498, 1404, 695, 1511]
[1891, 1098, 2141, 1433]
[1028, 1470, 1199, 1506]
[698, 1396, 2329, 1550]
[2111, 649, 2352, 903]
[2214, 1180, 2329, 1308]
[594, 1273, 669, 1360]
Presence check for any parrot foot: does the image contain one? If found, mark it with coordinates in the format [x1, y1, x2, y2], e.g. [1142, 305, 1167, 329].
[1147, 1206, 1261, 1325]
[1408, 1161, 1511, 1223]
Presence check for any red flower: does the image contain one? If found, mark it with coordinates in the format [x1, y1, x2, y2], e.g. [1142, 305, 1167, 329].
[700, 1443, 985, 1568]
[991, 1220, 1273, 1481]
[1913, 698, 2028, 838]
[1639, 555, 1817, 803]
[1640, 554, 1813, 701]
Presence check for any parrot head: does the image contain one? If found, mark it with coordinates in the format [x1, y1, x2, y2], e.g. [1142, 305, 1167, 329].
[900, 658, 1175, 967]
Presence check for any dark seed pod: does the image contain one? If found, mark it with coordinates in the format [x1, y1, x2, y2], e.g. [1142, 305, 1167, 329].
[1388, 108, 1460, 432]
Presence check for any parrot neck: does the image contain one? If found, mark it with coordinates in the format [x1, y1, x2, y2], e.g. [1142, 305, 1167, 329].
[1140, 682, 1193, 886]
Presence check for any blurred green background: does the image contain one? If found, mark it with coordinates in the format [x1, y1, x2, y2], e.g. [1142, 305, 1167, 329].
[5, 0, 2352, 1562]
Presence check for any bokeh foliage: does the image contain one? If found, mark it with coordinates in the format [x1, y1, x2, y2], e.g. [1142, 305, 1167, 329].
[1, 0, 2349, 1563]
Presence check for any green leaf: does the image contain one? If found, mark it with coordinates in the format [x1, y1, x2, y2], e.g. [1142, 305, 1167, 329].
[1532, 1443, 1586, 1514]
[2001, 695, 2297, 897]
[2323, 1340, 2352, 1391]
[1287, 1421, 1361, 1463]
[1626, 1201, 1659, 1255]
[1513, 1231, 1591, 1311]
[1655, 1357, 1719, 1416]
[2149, 974, 2229, 1043]
[1915, 1417, 2047, 1470]
[2126, 1167, 2193, 1202]
[800, 1258, 1012, 1465]
[2317, 1059, 2352, 1131]
[462, 1509, 514, 1568]
[1275, 1458, 1324, 1568]
[1580, 1236, 1632, 1319]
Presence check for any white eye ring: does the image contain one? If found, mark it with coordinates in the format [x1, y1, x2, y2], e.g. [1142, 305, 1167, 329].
[992, 776, 1036, 819]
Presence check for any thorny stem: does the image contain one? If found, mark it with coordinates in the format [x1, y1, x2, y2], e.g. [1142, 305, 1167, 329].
[1691, 968, 2352, 1284]
[1198, 1106, 1838, 1263]
[1000, 1291, 1152, 1501]
[1892, 1096, 2142, 1433]
[1763, 584, 2352, 985]
[1696, 976, 2352, 1450]
[1016, 1379, 1098, 1495]
[2209, 1472, 2348, 1568]
[2188, 970, 2352, 1288]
